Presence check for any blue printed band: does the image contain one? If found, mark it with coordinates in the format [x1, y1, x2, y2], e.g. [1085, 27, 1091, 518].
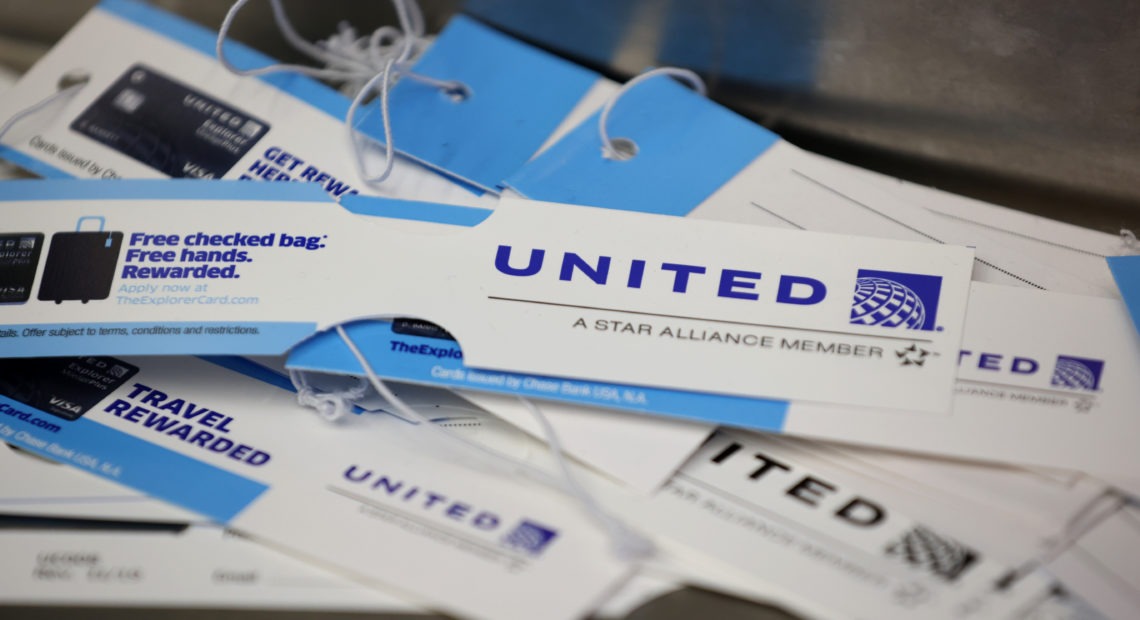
[0, 179, 332, 202]
[505, 75, 779, 216]
[339, 194, 492, 226]
[0, 394, 267, 523]
[289, 320, 789, 431]
[1107, 256, 1140, 336]
[380, 15, 600, 192]
[3, 322, 318, 358]
[0, 145, 72, 179]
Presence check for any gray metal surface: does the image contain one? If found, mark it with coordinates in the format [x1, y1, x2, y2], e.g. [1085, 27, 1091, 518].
[465, 0, 1140, 232]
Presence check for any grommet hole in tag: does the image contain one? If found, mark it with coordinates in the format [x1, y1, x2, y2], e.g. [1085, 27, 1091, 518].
[57, 70, 92, 92]
[441, 82, 472, 103]
[598, 66, 705, 162]
[604, 137, 638, 161]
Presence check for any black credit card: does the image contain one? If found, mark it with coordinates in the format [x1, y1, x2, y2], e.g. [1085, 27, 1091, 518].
[0, 357, 140, 421]
[0, 233, 43, 304]
[392, 318, 457, 341]
[70, 64, 270, 179]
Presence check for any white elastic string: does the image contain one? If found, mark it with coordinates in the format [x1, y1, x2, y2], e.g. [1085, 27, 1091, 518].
[217, 0, 465, 188]
[217, 0, 429, 82]
[0, 79, 88, 144]
[217, 0, 368, 81]
[287, 368, 369, 423]
[331, 324, 655, 562]
[997, 490, 1126, 589]
[346, 62, 400, 184]
[516, 397, 657, 561]
[598, 67, 707, 161]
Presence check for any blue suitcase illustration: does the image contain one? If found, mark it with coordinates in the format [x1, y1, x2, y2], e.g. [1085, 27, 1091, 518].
[38, 216, 123, 304]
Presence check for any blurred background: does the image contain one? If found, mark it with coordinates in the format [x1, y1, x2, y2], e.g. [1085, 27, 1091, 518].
[3, 0, 1137, 232]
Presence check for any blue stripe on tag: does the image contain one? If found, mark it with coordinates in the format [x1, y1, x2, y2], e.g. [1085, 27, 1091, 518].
[0, 179, 331, 202]
[289, 320, 789, 431]
[340, 195, 492, 226]
[505, 75, 778, 216]
[380, 15, 600, 192]
[0, 394, 267, 523]
[1107, 256, 1140, 335]
[199, 356, 296, 393]
[0, 145, 73, 179]
[2, 322, 318, 358]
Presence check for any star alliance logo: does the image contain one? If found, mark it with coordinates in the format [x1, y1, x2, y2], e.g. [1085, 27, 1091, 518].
[896, 344, 933, 366]
[850, 270, 943, 332]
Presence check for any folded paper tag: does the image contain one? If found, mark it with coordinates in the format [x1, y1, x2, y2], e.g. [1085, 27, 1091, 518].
[288, 198, 1140, 483]
[0, 353, 630, 620]
[608, 429, 1061, 620]
[0, 0, 486, 206]
[0, 180, 973, 412]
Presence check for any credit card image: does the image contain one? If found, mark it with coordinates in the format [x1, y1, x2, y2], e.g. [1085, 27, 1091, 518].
[0, 233, 44, 304]
[0, 356, 140, 421]
[38, 217, 122, 304]
[392, 318, 457, 340]
[70, 64, 270, 179]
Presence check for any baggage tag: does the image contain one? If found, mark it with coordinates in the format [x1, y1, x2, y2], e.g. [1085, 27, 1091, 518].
[502, 74, 1103, 295]
[285, 198, 1140, 486]
[604, 429, 1063, 620]
[0, 0, 488, 207]
[0, 353, 632, 620]
[0, 433, 196, 521]
[810, 155, 1128, 299]
[377, 14, 611, 193]
[782, 281, 1140, 493]
[0, 525, 426, 612]
[0, 180, 973, 414]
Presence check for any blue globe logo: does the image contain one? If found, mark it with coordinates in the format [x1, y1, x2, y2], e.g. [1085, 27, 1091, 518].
[1051, 357, 1100, 390]
[850, 277, 927, 329]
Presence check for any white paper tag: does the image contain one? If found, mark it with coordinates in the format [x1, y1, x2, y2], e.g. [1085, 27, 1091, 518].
[688, 142, 1105, 296]
[614, 429, 1061, 620]
[456, 391, 712, 492]
[0, 0, 488, 207]
[783, 281, 1140, 488]
[0, 182, 975, 413]
[0, 353, 631, 620]
[815, 155, 1126, 298]
[0, 438, 196, 522]
[0, 525, 425, 611]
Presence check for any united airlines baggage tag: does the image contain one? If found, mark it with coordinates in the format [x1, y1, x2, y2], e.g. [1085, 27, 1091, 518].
[287, 201, 1140, 485]
[606, 429, 1062, 620]
[0, 354, 631, 620]
[378, 14, 611, 193]
[0, 180, 973, 413]
[0, 0, 485, 206]
[503, 74, 1100, 295]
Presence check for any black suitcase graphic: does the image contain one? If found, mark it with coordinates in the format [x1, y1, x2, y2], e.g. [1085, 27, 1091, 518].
[38, 216, 123, 304]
